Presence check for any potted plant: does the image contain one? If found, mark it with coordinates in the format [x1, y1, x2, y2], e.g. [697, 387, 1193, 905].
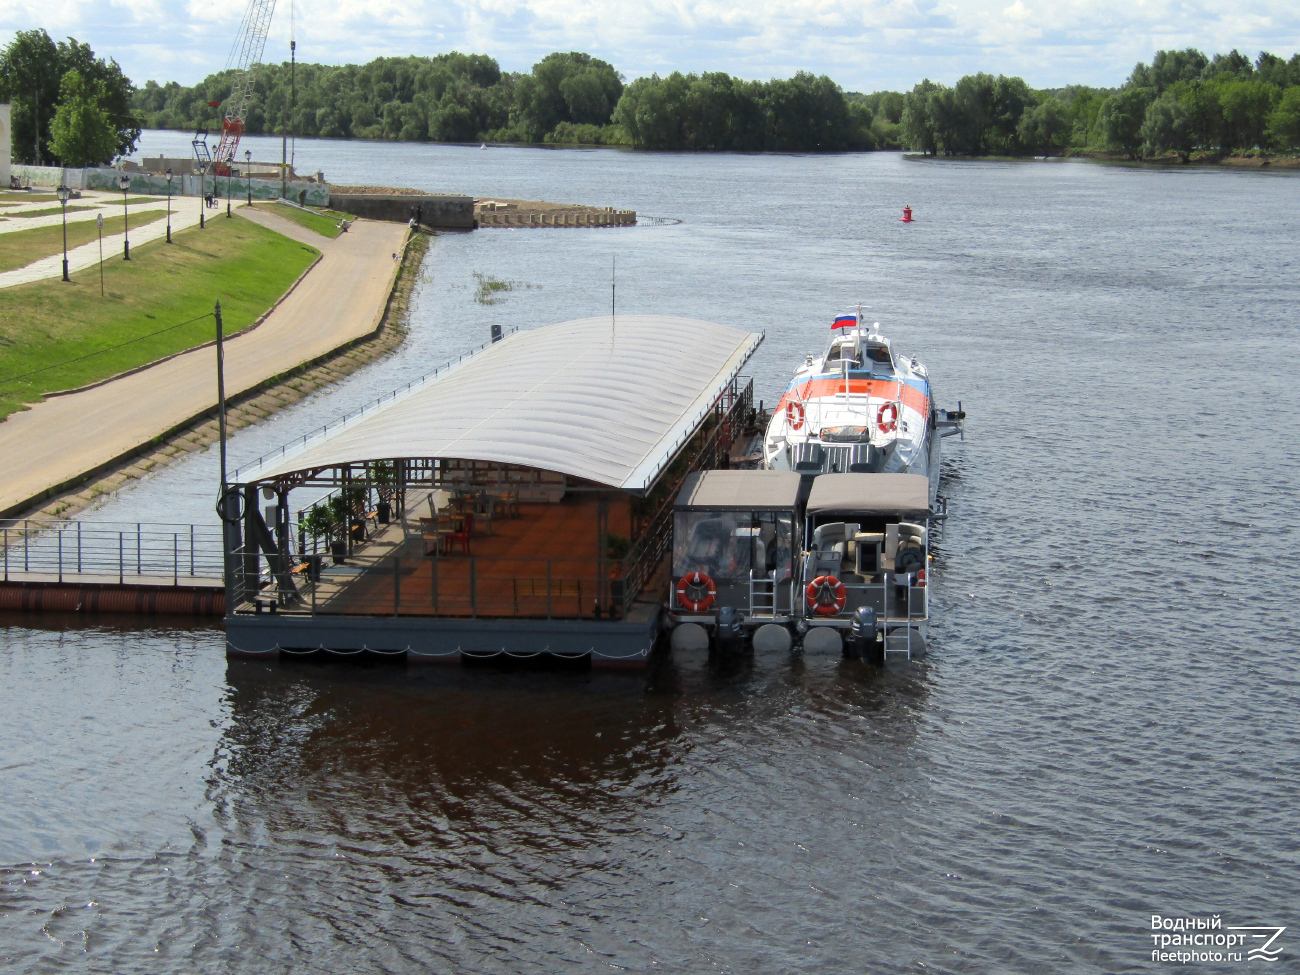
[372, 460, 396, 524]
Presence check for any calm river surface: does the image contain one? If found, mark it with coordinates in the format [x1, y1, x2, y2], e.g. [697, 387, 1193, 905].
[2, 137, 1298, 973]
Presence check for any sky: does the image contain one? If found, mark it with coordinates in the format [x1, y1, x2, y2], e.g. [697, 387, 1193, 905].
[1, 0, 1298, 92]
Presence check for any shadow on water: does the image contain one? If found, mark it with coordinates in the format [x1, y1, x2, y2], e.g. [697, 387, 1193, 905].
[0, 612, 946, 972]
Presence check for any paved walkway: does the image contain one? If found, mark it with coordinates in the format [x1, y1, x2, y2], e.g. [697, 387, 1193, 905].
[0, 209, 410, 515]
[0, 191, 214, 289]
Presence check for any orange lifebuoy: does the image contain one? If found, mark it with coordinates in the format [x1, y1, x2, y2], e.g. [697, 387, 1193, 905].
[876, 402, 898, 434]
[676, 571, 717, 612]
[785, 400, 805, 431]
[805, 575, 847, 616]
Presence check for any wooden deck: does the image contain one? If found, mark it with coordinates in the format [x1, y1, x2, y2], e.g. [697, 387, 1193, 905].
[307, 496, 636, 619]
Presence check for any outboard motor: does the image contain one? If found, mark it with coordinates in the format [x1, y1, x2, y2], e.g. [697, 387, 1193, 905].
[849, 605, 882, 663]
[714, 606, 745, 656]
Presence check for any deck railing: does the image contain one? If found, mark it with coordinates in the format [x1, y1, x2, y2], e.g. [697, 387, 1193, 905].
[1, 520, 225, 584]
[622, 375, 754, 603]
[234, 547, 629, 621]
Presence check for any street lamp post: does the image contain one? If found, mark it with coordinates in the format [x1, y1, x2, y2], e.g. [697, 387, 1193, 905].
[245, 150, 252, 206]
[56, 184, 71, 281]
[226, 162, 232, 217]
[118, 174, 131, 261]
[199, 161, 207, 229]
[165, 169, 174, 243]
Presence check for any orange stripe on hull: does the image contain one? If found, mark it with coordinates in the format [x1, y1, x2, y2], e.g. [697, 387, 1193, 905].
[775, 379, 929, 417]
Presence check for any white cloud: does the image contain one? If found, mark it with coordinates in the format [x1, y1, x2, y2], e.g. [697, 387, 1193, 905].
[1, 0, 1297, 90]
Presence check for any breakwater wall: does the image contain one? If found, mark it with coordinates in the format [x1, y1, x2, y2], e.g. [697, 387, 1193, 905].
[478, 206, 636, 227]
[475, 198, 636, 228]
[331, 193, 475, 229]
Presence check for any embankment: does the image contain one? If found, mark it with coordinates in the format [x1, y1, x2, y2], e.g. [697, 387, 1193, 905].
[4, 223, 427, 521]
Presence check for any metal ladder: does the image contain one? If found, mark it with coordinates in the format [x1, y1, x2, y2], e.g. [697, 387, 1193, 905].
[881, 570, 914, 661]
[749, 571, 776, 618]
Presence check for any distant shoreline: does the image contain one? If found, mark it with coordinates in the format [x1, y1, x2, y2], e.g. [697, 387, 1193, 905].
[902, 150, 1300, 169]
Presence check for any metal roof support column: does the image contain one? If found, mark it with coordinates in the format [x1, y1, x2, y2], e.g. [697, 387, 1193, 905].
[597, 493, 608, 617]
[242, 484, 260, 609]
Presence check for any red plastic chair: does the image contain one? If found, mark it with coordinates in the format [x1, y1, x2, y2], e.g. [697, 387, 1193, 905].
[445, 512, 473, 555]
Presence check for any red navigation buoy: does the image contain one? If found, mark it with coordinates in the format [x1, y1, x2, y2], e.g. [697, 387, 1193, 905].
[900, 205, 913, 223]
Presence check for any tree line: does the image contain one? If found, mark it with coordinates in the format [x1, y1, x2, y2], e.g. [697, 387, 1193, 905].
[132, 53, 873, 151]
[4, 27, 1300, 164]
[126, 44, 1300, 156]
[902, 49, 1300, 158]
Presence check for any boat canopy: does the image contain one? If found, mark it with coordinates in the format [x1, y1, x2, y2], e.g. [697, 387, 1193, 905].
[674, 470, 802, 511]
[240, 315, 762, 494]
[805, 473, 930, 517]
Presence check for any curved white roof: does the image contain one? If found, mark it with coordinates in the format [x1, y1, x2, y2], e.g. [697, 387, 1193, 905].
[245, 315, 763, 493]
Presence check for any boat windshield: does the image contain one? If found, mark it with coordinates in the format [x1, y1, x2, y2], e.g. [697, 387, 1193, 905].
[824, 342, 860, 367]
[672, 511, 794, 582]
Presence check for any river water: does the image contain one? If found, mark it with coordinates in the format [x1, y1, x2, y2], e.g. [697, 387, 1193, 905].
[2, 137, 1297, 972]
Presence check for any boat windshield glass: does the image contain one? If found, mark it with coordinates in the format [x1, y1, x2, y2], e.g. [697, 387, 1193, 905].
[673, 511, 794, 582]
[824, 342, 860, 366]
[673, 512, 750, 581]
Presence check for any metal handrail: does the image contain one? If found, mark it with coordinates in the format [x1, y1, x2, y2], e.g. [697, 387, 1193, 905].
[1, 519, 224, 583]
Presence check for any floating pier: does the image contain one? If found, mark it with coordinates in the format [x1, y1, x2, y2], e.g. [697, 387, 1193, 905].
[221, 315, 763, 667]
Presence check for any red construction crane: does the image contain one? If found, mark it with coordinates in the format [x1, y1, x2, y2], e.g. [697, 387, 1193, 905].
[212, 0, 278, 176]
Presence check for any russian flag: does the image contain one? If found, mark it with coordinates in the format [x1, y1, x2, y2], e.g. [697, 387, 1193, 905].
[831, 314, 857, 330]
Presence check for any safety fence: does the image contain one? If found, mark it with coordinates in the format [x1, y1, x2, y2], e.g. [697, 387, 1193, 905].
[0, 520, 225, 584]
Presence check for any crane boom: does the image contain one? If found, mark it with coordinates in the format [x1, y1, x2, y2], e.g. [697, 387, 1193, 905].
[213, 0, 278, 174]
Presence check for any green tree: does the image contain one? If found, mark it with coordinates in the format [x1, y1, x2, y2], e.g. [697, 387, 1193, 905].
[1201, 49, 1253, 80]
[1216, 79, 1280, 149]
[0, 29, 60, 163]
[900, 79, 943, 155]
[1167, 79, 1223, 151]
[49, 69, 119, 165]
[1141, 92, 1192, 160]
[1129, 49, 1208, 93]
[1100, 86, 1153, 157]
[762, 72, 852, 151]
[1265, 86, 1300, 150]
[1057, 86, 1108, 147]
[1017, 97, 1071, 155]
[512, 53, 622, 140]
[0, 28, 137, 164]
[990, 75, 1035, 152]
[951, 72, 996, 154]
[1252, 52, 1299, 88]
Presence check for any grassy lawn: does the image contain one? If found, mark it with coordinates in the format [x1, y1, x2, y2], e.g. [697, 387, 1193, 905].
[0, 193, 58, 204]
[0, 214, 319, 420]
[0, 212, 167, 274]
[9, 205, 102, 220]
[251, 201, 355, 239]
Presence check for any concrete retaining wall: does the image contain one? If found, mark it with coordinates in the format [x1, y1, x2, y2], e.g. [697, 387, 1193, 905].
[9, 164, 329, 205]
[331, 193, 475, 229]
